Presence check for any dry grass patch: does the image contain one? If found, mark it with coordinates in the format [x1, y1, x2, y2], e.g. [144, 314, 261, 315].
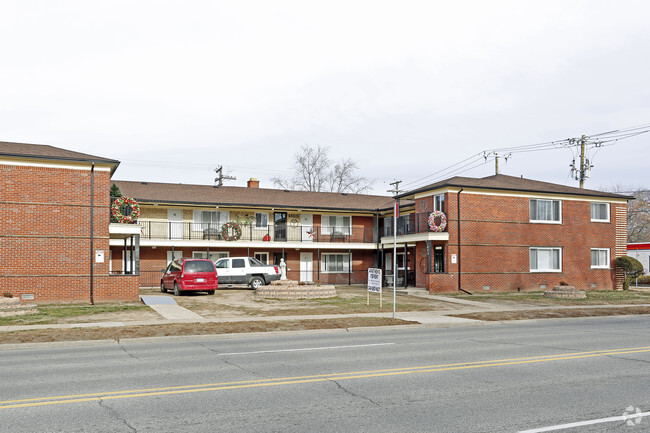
[0, 317, 416, 344]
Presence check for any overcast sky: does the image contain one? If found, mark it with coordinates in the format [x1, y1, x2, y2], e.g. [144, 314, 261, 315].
[1, 0, 648, 195]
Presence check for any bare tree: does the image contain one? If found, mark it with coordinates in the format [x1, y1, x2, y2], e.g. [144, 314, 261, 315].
[605, 184, 650, 243]
[273, 144, 374, 194]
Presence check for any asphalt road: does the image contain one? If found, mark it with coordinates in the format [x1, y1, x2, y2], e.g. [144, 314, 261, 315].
[1, 316, 649, 432]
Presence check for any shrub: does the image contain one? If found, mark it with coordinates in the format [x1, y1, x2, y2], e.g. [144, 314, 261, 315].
[2, 292, 13, 298]
[614, 256, 644, 290]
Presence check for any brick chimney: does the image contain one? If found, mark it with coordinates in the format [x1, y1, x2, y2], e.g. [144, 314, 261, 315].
[247, 178, 260, 188]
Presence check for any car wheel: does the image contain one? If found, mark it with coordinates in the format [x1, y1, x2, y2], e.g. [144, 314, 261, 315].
[250, 277, 264, 290]
[173, 283, 181, 296]
[207, 290, 215, 295]
[160, 282, 167, 293]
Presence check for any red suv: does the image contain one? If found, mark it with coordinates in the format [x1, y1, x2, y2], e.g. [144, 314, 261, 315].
[161, 258, 218, 296]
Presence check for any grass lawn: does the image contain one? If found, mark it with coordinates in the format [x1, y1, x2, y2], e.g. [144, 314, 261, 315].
[0, 303, 147, 326]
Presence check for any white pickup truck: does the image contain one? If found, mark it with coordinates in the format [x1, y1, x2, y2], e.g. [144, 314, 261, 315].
[214, 257, 281, 289]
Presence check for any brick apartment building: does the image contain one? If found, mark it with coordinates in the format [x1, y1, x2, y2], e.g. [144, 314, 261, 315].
[395, 175, 630, 292]
[0, 142, 140, 302]
[0, 141, 631, 302]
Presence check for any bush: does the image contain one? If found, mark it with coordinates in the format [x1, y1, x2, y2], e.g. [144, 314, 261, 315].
[637, 275, 650, 285]
[2, 292, 13, 298]
[614, 256, 644, 290]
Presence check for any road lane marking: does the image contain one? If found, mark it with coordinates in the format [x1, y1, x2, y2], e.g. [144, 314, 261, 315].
[2, 345, 649, 410]
[217, 342, 395, 356]
[519, 411, 650, 432]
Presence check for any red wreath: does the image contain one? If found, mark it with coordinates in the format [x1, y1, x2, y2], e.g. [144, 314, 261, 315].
[111, 197, 140, 224]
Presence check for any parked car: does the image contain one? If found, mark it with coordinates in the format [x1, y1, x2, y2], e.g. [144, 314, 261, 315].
[161, 258, 218, 296]
[214, 257, 281, 289]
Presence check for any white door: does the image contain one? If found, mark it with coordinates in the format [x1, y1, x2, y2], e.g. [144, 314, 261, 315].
[168, 209, 183, 239]
[301, 213, 314, 242]
[300, 252, 313, 282]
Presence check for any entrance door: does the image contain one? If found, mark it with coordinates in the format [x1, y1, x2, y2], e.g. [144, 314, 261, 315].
[300, 252, 313, 282]
[301, 214, 314, 242]
[274, 212, 287, 242]
[168, 209, 183, 239]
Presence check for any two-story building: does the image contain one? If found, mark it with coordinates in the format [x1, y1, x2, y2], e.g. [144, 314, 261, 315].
[1, 141, 631, 302]
[0, 141, 140, 302]
[111, 179, 397, 288]
[393, 175, 631, 292]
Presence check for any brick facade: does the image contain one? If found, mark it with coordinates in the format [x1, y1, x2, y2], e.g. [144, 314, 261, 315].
[412, 190, 626, 292]
[0, 162, 139, 302]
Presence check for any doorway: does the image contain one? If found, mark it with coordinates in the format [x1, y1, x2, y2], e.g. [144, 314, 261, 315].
[274, 212, 287, 242]
[300, 252, 313, 282]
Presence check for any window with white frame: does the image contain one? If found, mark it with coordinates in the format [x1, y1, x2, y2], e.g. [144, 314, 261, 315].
[254, 252, 269, 264]
[434, 194, 445, 212]
[530, 247, 562, 272]
[590, 202, 610, 222]
[255, 212, 268, 229]
[591, 248, 610, 268]
[321, 253, 350, 273]
[166, 250, 184, 264]
[193, 251, 229, 261]
[193, 210, 229, 231]
[530, 199, 561, 223]
[321, 215, 351, 235]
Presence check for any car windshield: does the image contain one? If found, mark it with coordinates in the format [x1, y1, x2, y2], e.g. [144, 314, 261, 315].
[184, 261, 215, 273]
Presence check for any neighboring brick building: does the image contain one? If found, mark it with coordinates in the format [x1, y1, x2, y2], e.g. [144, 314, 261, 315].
[395, 175, 631, 292]
[0, 142, 139, 302]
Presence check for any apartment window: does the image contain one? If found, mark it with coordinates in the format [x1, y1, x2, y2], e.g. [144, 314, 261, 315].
[255, 212, 268, 228]
[591, 203, 610, 222]
[193, 251, 228, 261]
[321, 253, 350, 273]
[434, 194, 445, 212]
[530, 247, 562, 272]
[193, 210, 229, 230]
[530, 199, 561, 223]
[322, 215, 351, 235]
[254, 252, 269, 264]
[591, 248, 610, 268]
[166, 250, 184, 264]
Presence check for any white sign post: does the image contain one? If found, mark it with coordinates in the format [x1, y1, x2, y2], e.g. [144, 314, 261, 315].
[367, 268, 382, 307]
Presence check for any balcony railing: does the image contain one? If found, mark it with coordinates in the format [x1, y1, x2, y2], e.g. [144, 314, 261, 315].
[138, 221, 378, 244]
[383, 212, 448, 237]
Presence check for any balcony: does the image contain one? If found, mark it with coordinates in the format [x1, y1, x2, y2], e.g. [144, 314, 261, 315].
[138, 221, 378, 244]
[381, 212, 449, 244]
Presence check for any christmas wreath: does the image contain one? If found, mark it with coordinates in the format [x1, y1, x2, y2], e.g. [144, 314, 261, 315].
[221, 221, 242, 241]
[427, 210, 447, 232]
[111, 197, 140, 224]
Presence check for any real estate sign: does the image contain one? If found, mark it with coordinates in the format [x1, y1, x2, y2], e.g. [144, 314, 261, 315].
[367, 268, 382, 293]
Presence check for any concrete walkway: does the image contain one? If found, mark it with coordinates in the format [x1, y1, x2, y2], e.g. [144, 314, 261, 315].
[140, 296, 208, 322]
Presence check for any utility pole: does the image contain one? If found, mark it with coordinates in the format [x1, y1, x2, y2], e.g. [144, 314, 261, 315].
[483, 152, 511, 175]
[579, 135, 586, 188]
[387, 180, 404, 319]
[387, 180, 404, 196]
[569, 135, 592, 189]
[214, 166, 236, 187]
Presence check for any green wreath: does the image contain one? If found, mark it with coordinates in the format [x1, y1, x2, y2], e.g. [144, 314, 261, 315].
[221, 221, 242, 241]
[111, 197, 140, 224]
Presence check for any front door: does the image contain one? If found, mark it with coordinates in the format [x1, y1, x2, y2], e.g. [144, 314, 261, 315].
[301, 214, 314, 242]
[274, 212, 287, 242]
[300, 252, 313, 282]
[168, 209, 183, 239]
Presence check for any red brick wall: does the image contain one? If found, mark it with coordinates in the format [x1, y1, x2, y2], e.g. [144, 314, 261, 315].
[414, 192, 624, 292]
[1, 163, 139, 302]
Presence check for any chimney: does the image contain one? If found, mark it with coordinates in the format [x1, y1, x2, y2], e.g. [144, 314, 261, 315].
[247, 178, 260, 188]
